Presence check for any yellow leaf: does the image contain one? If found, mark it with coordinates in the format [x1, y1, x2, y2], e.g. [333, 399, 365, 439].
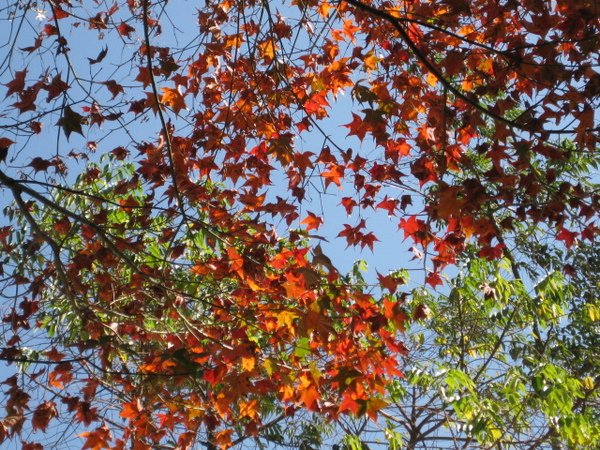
[224, 34, 243, 49]
[363, 51, 379, 71]
[241, 356, 255, 372]
[426, 72, 438, 87]
[276, 310, 298, 332]
[587, 305, 598, 321]
[262, 358, 274, 376]
[187, 406, 204, 420]
[259, 40, 277, 60]
[317, 1, 331, 17]
[582, 376, 595, 390]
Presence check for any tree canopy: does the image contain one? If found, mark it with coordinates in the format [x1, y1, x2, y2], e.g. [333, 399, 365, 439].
[0, 0, 598, 448]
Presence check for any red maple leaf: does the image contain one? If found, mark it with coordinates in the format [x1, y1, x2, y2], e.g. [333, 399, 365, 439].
[425, 272, 443, 288]
[43, 74, 69, 102]
[117, 21, 136, 37]
[344, 113, 370, 141]
[32, 401, 57, 432]
[103, 80, 124, 99]
[321, 164, 345, 188]
[4, 70, 27, 98]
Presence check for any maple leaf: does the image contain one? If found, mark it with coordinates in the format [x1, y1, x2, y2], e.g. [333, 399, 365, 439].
[362, 51, 379, 71]
[477, 57, 495, 75]
[340, 197, 357, 215]
[53, 218, 71, 235]
[478, 244, 505, 260]
[0, 137, 14, 163]
[275, 310, 298, 332]
[29, 121, 43, 134]
[103, 80, 124, 99]
[119, 399, 142, 420]
[88, 46, 108, 65]
[425, 72, 438, 87]
[29, 156, 53, 173]
[376, 197, 398, 215]
[399, 216, 427, 242]
[117, 21, 135, 37]
[21, 36, 43, 53]
[4, 70, 27, 98]
[214, 429, 233, 449]
[160, 87, 186, 114]
[298, 375, 320, 410]
[283, 270, 309, 299]
[435, 185, 466, 220]
[43, 24, 58, 36]
[43, 74, 69, 102]
[365, 397, 388, 420]
[556, 228, 578, 248]
[383, 297, 408, 329]
[12, 83, 42, 113]
[377, 272, 402, 294]
[22, 443, 43, 450]
[0, 225, 11, 242]
[203, 365, 227, 386]
[48, 363, 73, 389]
[332, 19, 360, 42]
[134, 67, 152, 87]
[344, 113, 369, 141]
[32, 401, 57, 432]
[412, 303, 431, 320]
[339, 393, 362, 415]
[425, 272, 443, 288]
[57, 106, 85, 139]
[258, 39, 278, 61]
[411, 156, 438, 185]
[304, 91, 330, 117]
[239, 399, 259, 420]
[360, 232, 379, 251]
[79, 424, 112, 450]
[400, 194, 412, 211]
[240, 356, 256, 372]
[300, 211, 323, 231]
[321, 163, 344, 188]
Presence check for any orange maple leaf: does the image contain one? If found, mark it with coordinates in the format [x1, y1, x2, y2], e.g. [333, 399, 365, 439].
[321, 164, 344, 188]
[215, 429, 233, 449]
[239, 399, 259, 420]
[119, 399, 142, 420]
[283, 271, 308, 299]
[160, 87, 186, 114]
[300, 211, 323, 231]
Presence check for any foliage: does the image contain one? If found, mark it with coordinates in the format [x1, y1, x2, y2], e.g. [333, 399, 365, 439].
[374, 252, 599, 449]
[0, 0, 598, 448]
